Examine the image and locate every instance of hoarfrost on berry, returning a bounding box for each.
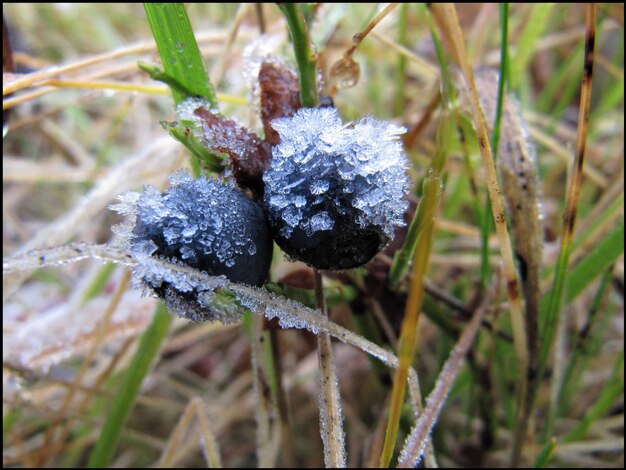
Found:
[263,107,410,269]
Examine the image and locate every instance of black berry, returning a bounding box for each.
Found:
[116,172,273,288]
[262,107,409,270]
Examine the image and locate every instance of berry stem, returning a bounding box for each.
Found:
[313,269,346,467]
[278,3,319,108]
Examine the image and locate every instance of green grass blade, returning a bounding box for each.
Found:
[510,4,554,90]
[393,3,409,116]
[563,220,623,303]
[539,220,623,318]
[564,350,624,442]
[533,437,557,468]
[144,3,217,107]
[557,265,614,413]
[87,303,173,467]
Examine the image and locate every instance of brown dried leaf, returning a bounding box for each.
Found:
[259,61,301,146]
[193,107,271,197]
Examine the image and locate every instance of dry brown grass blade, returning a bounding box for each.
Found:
[158,397,222,467]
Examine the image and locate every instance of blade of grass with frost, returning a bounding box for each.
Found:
[397,281,492,468]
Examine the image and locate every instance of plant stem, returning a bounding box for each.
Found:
[314,269,346,467]
[278,3,318,108]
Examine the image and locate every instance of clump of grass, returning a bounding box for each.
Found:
[3,3,624,468]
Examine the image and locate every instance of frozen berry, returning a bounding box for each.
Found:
[262,107,410,270]
[114,172,273,289]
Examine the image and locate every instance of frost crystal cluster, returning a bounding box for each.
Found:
[263,107,410,269]
[111,171,273,319]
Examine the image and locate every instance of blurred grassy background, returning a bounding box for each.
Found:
[3,3,623,468]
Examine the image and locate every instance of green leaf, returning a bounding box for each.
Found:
[143,3,217,107]
[162,120,227,173]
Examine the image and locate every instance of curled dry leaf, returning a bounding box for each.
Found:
[193,106,272,197]
[258,61,301,146]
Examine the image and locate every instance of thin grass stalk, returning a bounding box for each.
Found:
[563,350,624,442]
[510,4,555,91]
[243,312,279,466]
[158,397,222,467]
[538,4,597,438]
[314,270,347,468]
[533,437,557,468]
[268,326,296,466]
[557,265,614,413]
[393,3,408,117]
[210,3,250,88]
[479,3,509,293]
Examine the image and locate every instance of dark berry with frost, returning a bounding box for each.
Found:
[262,107,410,270]
[113,172,273,292]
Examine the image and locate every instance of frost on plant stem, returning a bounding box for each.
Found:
[263,107,410,269]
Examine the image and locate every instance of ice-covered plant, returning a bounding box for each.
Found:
[110,171,273,323]
[263,107,410,270]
